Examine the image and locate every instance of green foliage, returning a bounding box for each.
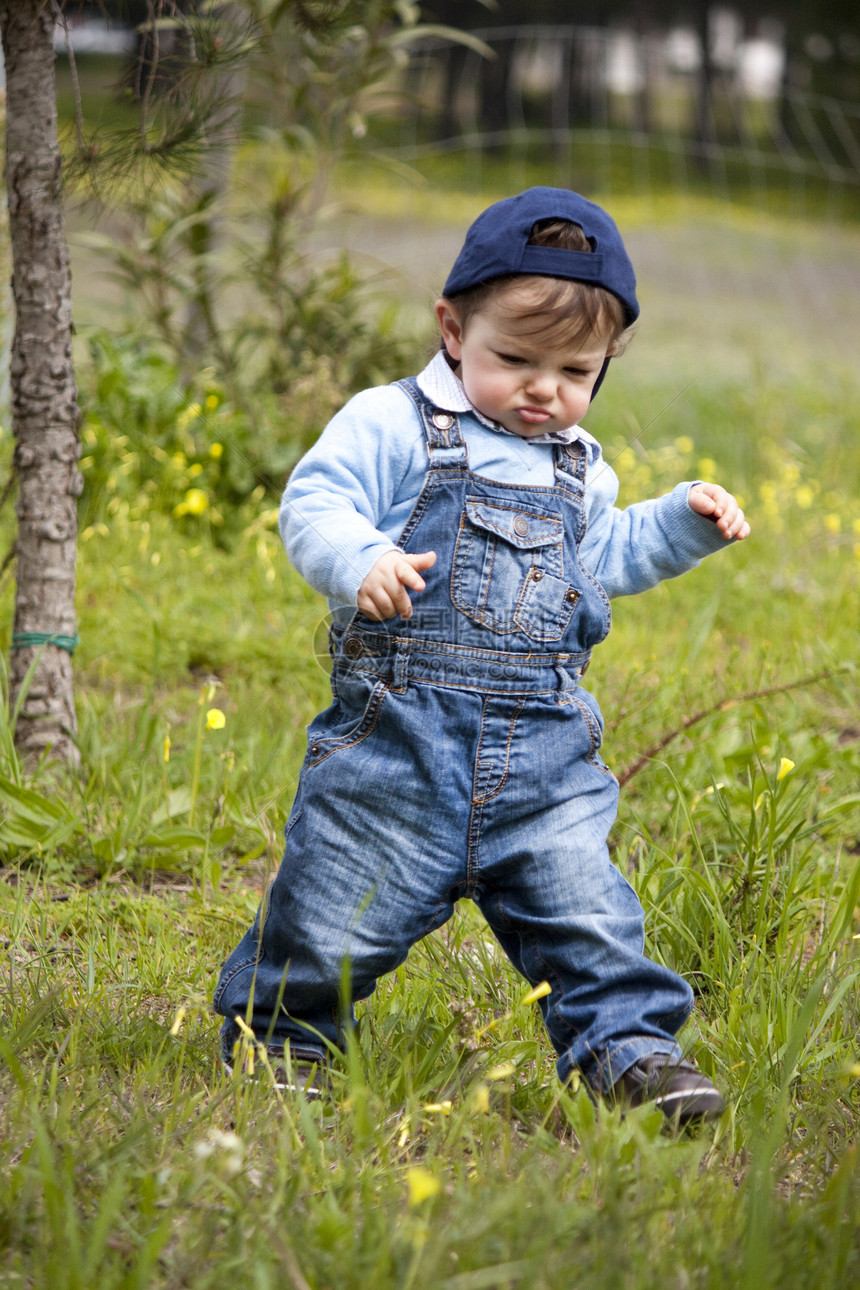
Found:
[0,881,858,1288]
[0,663,269,888]
[2,325,860,1282]
[68,0,435,432]
[4,116,860,1280]
[76,328,352,533]
[65,1,432,538]
[79,177,418,399]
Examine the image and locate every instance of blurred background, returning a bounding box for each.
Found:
[32,0,859,410]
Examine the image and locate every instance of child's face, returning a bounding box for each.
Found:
[435,286,615,438]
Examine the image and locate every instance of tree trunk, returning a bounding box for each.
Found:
[0,0,81,764]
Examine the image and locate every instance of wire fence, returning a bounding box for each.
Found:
[305,26,860,393]
[383,25,860,220]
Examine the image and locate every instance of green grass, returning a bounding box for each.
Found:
[1,181,860,1286]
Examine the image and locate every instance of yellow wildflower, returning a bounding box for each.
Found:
[423,1101,452,1114]
[209,442,224,459]
[163,732,171,763]
[777,758,795,781]
[674,436,694,454]
[169,1006,186,1036]
[205,393,220,411]
[485,1061,516,1081]
[852,518,860,536]
[697,457,718,478]
[472,1084,490,1113]
[206,708,226,730]
[174,488,209,518]
[522,980,552,1005]
[177,402,202,429]
[795,485,813,509]
[407,1167,441,1206]
[824,513,841,534]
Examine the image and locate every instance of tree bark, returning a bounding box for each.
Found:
[0,0,81,764]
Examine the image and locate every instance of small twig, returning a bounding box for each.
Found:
[0,542,18,593]
[616,666,838,787]
[52,1,86,154]
[273,1237,314,1290]
[0,467,17,521]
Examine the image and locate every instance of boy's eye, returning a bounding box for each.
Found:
[497,353,526,365]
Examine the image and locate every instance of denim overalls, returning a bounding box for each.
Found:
[215,380,694,1091]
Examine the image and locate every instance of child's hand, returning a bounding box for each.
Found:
[688,483,750,541]
[357,550,437,620]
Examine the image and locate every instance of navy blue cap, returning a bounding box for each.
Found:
[443,187,639,326]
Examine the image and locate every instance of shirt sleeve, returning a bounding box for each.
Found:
[278,385,424,605]
[580,450,734,599]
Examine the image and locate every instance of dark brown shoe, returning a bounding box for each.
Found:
[612,1054,725,1124]
[223,1044,329,1098]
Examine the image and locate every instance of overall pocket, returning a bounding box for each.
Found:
[305,674,388,767]
[451,495,579,642]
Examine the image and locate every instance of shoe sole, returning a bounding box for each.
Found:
[652,1088,726,1123]
[221,1059,326,1098]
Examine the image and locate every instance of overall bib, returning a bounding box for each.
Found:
[215,381,694,1090]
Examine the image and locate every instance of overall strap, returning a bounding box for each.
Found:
[395,377,469,469]
[553,437,588,486]
[553,438,588,542]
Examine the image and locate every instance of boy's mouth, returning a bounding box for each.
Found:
[517,407,552,424]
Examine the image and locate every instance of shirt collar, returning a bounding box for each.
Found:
[415,349,601,449]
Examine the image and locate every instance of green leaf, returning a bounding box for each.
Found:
[0,775,80,826]
[0,775,83,850]
[143,826,208,850]
[150,788,194,826]
[388,25,494,59]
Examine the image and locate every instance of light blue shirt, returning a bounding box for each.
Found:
[280,353,730,621]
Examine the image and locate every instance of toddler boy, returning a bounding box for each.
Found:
[214,188,749,1122]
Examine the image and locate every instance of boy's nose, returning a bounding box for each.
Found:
[523,371,555,400]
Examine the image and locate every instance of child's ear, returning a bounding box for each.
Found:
[435,298,464,361]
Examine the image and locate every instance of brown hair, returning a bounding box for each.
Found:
[443,218,632,351]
